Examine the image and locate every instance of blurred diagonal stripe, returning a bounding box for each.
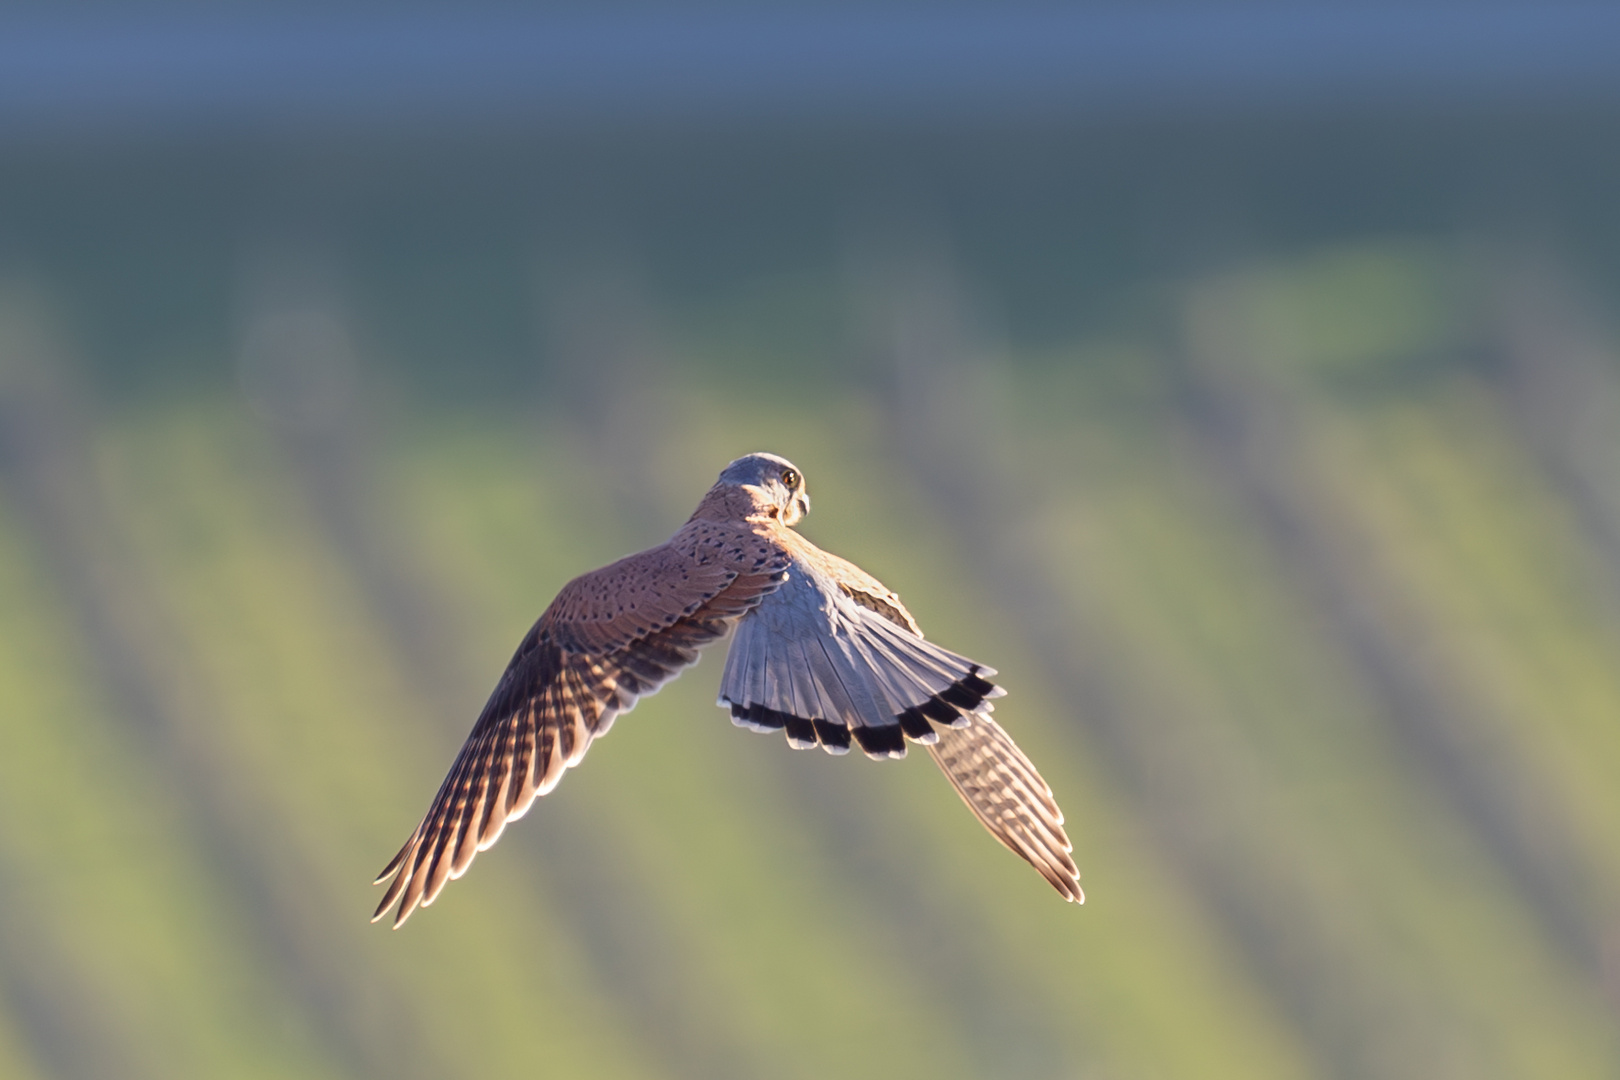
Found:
[234,262,770,1080]
[867,245,1620,1076]
[1180,281,1602,967]
[1492,257,1620,627]
[1182,261,1620,1008]
[4,5,1620,134]
[0,857,135,1080]
[874,271,1369,1078]
[0,279,442,1080]
[1490,267,1620,1016]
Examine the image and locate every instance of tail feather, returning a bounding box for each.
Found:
[844,626,921,715]
[746,622,769,719]
[796,620,911,758]
[811,633,901,756]
[721,619,767,731]
[718,588,999,757]
[782,635,823,748]
[796,634,848,727]
[843,628,938,747]
[862,613,982,688]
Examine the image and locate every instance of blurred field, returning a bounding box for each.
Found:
[5,10,1620,1078]
[2,233,1620,1079]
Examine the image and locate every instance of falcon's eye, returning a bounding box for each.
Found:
[781,469,800,488]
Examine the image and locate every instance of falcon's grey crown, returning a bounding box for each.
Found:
[719,452,811,525]
[717,451,797,486]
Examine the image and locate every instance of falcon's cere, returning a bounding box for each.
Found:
[373,453,1081,927]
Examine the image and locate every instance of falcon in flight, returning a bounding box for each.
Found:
[373,452,1081,927]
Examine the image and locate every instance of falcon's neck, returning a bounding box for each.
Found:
[688,483,786,527]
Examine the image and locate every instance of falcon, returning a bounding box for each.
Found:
[373,452,1081,927]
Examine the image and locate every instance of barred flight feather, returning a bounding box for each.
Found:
[927,715,1082,903]
[373,537,790,928]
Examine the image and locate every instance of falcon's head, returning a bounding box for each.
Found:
[718,452,811,526]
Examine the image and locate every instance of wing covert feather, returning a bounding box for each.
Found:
[793,542,923,635]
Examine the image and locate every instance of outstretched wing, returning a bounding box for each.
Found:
[721,535,1082,903]
[374,533,787,928]
[927,714,1082,902]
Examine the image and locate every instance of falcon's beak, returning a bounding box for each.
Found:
[783,491,810,526]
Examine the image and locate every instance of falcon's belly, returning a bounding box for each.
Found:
[717,558,1002,759]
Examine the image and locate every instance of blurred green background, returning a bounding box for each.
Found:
[3,7,1620,1079]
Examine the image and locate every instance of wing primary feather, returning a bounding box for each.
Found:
[466,713,514,862]
[376,516,792,928]
[420,736,484,905]
[372,860,412,923]
[552,684,578,766]
[373,832,415,886]
[504,703,537,816]
[371,828,420,916]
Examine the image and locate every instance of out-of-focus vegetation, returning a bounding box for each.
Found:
[4,10,1620,1079]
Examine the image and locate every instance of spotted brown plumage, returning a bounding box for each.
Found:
[374,452,1080,927]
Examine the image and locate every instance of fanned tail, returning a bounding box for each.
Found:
[719,583,1005,761]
